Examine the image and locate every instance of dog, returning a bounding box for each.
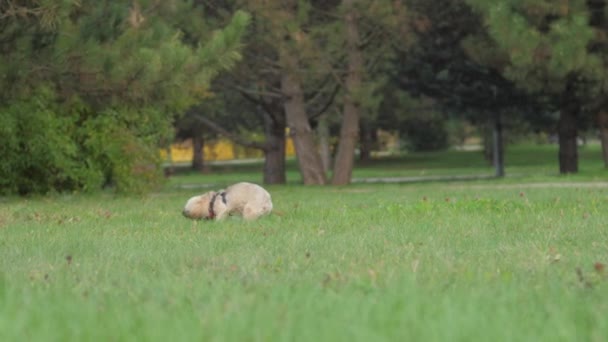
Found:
[182,182,273,221]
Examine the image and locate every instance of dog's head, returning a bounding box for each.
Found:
[182,191,216,220]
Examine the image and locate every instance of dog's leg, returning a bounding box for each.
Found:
[242,205,264,221]
[244,203,273,220]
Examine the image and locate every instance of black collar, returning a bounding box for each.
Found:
[207,192,227,220]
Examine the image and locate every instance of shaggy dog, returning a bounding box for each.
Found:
[182,182,273,221]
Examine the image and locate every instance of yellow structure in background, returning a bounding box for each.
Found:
[161,138,296,163]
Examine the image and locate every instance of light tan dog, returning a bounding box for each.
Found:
[182,182,273,221]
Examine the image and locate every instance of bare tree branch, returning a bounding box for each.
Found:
[309,78,341,121]
[190,111,269,150]
[233,86,280,125]
[233,84,283,98]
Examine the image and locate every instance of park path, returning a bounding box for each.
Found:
[353,175,608,188]
[351,174,496,183]
[174,174,608,190]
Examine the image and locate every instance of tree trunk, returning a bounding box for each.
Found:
[191,132,207,173]
[332,0,363,185]
[482,124,493,164]
[598,110,608,168]
[492,111,505,177]
[164,145,174,177]
[558,106,578,174]
[359,120,374,163]
[318,113,332,174]
[263,111,287,184]
[280,50,327,185]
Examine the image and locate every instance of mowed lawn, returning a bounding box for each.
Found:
[1,145,608,341]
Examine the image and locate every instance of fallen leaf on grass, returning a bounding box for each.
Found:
[547,247,561,263]
[99,210,112,219]
[412,259,420,273]
[576,267,593,289]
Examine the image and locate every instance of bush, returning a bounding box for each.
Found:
[0,88,167,195]
[83,110,166,194]
[0,89,102,195]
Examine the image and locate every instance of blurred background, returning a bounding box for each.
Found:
[2,0,608,194]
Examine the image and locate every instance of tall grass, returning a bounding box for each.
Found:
[1,145,607,341]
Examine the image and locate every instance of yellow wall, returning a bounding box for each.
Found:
[161,137,295,163]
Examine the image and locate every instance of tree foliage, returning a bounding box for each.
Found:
[0,0,250,194]
[467,0,602,94]
[465,0,606,173]
[4,0,608,191]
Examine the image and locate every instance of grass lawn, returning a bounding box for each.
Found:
[1,144,607,341]
[168,143,608,188]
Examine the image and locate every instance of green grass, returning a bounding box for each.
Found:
[1,145,608,341]
[168,143,607,188]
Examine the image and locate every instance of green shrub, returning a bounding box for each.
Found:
[0,88,167,195]
[82,109,167,194]
[0,88,102,195]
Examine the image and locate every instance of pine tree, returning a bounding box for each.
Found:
[0,1,250,194]
[392,0,541,176]
[467,0,603,173]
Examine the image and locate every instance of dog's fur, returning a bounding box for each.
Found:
[182,182,273,221]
